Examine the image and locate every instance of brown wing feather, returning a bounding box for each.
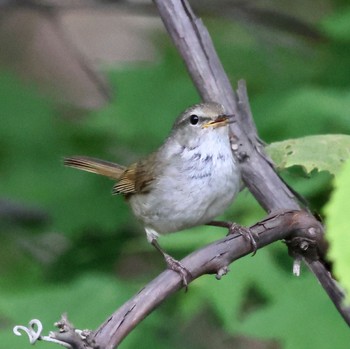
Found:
[112,163,138,194]
[112,154,157,196]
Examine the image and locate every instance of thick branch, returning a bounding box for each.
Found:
[92,211,333,349]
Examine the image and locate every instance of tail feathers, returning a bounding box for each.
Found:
[64,156,126,180]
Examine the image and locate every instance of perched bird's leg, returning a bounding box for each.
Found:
[150,239,192,289]
[206,221,259,255]
[145,227,192,289]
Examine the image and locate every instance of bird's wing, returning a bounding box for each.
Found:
[112,154,157,195]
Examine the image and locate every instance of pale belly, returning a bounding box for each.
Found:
[128,149,240,235]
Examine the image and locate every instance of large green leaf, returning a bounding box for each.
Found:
[266,134,350,175]
[324,159,350,300]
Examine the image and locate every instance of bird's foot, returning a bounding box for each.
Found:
[164,253,192,290]
[150,237,192,289]
[206,221,259,255]
[227,222,259,256]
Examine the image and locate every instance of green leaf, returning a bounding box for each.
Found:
[266,134,350,175]
[324,159,350,300]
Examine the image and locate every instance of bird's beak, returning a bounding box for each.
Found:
[202,114,235,129]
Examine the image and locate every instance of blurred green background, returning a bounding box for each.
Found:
[1,1,350,349]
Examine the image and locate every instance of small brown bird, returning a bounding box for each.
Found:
[64,103,240,286]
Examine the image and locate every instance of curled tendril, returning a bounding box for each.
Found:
[13,319,72,348]
[13,319,43,344]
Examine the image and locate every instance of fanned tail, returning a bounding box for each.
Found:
[64,156,125,180]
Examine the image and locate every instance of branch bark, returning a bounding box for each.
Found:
[90,211,328,349]
[88,0,350,347]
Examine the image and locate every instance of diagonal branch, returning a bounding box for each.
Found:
[91,210,338,349]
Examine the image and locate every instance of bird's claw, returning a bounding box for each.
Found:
[164,254,192,290]
[227,223,259,256]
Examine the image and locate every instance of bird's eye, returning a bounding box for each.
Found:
[189,114,199,125]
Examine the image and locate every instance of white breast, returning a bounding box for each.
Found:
[129,129,240,235]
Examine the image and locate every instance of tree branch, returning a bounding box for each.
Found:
[91,210,331,349]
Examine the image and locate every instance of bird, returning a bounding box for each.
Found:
[64,102,241,286]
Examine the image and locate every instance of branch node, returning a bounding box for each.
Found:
[52,314,95,349]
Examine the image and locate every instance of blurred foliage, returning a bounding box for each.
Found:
[1,2,350,349]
